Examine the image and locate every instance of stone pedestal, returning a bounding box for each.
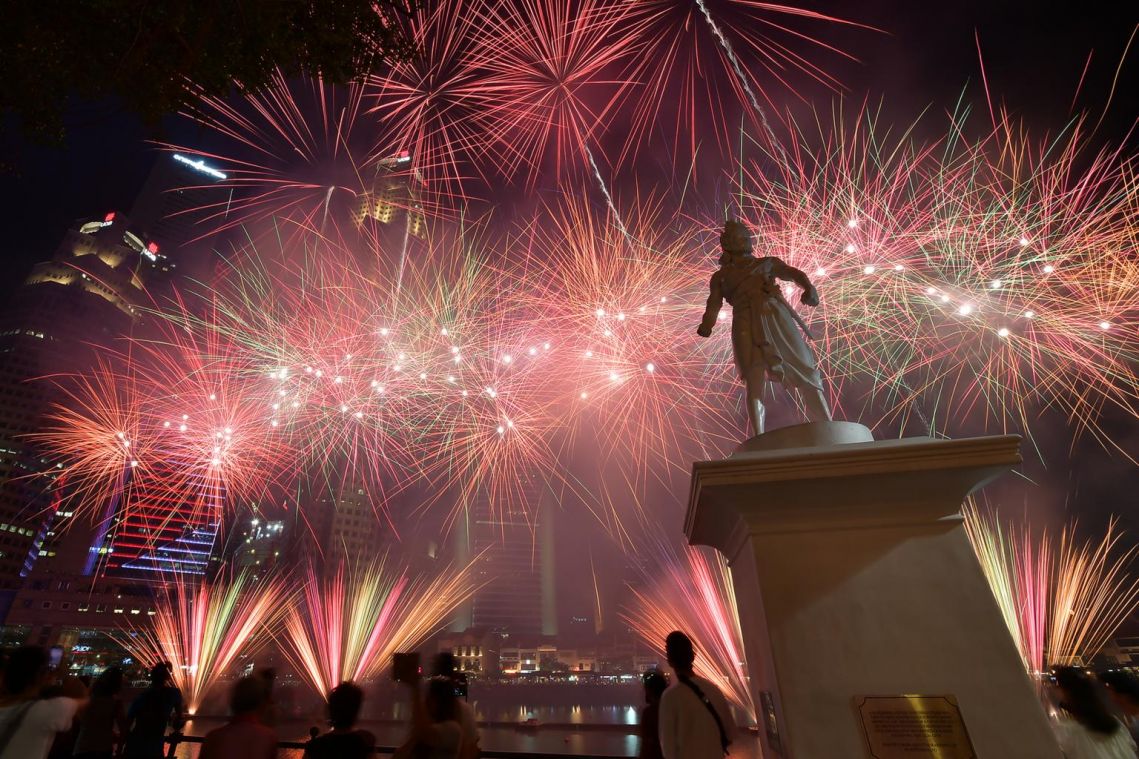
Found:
[685,423,1059,758]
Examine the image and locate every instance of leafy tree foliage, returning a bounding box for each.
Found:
[1,0,416,140]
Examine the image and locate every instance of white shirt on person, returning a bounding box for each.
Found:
[658,675,734,759]
[1053,716,1137,759]
[0,697,80,759]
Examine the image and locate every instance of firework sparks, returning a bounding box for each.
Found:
[277,557,408,695]
[622,542,755,721]
[734,106,1139,451]
[168,72,393,239]
[965,503,1139,672]
[278,555,485,697]
[470,0,640,184]
[366,0,490,206]
[116,571,288,714]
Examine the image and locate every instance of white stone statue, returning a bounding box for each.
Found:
[696,218,832,435]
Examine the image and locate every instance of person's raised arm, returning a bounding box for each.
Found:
[403,679,430,739]
[696,271,724,337]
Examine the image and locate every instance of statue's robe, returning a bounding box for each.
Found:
[699,255,824,392]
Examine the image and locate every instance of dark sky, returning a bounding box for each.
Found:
[0,0,1135,548]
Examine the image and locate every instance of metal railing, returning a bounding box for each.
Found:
[164,732,629,759]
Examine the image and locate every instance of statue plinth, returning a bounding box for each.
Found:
[685,428,1060,758]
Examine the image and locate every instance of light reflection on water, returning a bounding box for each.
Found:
[174,684,762,757]
[175,717,762,758]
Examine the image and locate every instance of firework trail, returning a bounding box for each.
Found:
[617,0,868,168]
[277,557,408,695]
[622,542,755,721]
[964,503,1139,672]
[116,571,288,713]
[278,554,485,697]
[693,0,787,168]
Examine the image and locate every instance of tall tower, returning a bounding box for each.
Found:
[129,153,233,255]
[355,151,428,240]
[0,214,157,611]
[308,479,390,566]
[467,479,557,638]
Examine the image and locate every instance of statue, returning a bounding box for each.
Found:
[696,218,832,436]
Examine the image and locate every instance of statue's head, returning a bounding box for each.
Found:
[720,218,754,256]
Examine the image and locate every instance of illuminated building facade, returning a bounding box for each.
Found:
[230,516,287,579]
[355,151,427,239]
[0,214,160,614]
[94,455,224,579]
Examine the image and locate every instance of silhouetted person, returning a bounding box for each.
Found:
[257,668,279,728]
[1101,671,1139,746]
[199,676,276,759]
[0,646,87,759]
[658,632,733,759]
[73,666,127,759]
[1052,666,1136,758]
[432,653,479,759]
[396,676,463,759]
[122,664,182,759]
[303,681,375,759]
[638,669,669,759]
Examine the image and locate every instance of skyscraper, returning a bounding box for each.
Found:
[0,214,158,612]
[461,479,557,638]
[354,151,428,240]
[129,152,233,255]
[308,479,390,565]
[95,455,223,579]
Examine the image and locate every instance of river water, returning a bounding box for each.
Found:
[172,681,764,757]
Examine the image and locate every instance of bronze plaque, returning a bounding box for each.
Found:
[855,695,976,758]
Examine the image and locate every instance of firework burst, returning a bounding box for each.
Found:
[470,0,640,185]
[168,72,394,239]
[511,193,737,509]
[366,0,491,206]
[734,106,1139,450]
[30,362,144,520]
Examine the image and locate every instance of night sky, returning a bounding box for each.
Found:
[2,1,1136,298]
[0,0,1135,549]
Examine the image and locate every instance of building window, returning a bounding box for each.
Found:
[60,602,70,610]
[41,601,51,609]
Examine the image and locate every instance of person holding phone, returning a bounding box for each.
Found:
[431,653,479,759]
[393,653,463,759]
